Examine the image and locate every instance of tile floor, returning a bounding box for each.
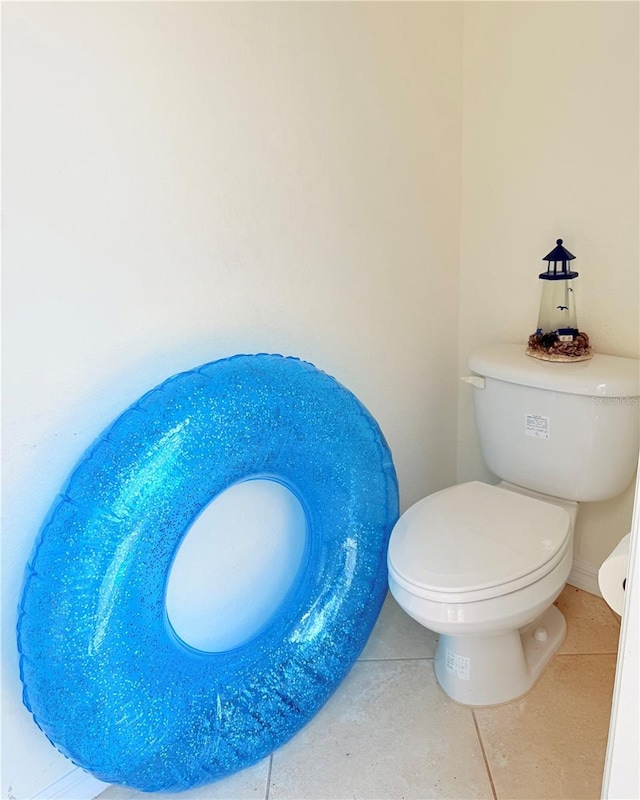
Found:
[97,585,620,800]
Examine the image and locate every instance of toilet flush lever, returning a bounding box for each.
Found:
[460,375,485,389]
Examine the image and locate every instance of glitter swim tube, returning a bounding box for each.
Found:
[17,354,399,792]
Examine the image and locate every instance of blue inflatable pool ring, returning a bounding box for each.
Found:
[17,354,398,792]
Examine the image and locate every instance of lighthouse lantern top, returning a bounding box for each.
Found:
[539,239,579,280]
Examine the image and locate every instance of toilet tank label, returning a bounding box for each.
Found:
[525,414,550,439]
[446,649,470,681]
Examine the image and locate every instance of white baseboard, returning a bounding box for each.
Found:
[568,557,602,597]
[29,769,109,800]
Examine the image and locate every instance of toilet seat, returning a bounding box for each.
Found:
[388,481,571,604]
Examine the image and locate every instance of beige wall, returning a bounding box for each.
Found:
[2,3,463,797]
[2,2,638,797]
[458,1,639,566]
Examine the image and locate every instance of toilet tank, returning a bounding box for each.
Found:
[468,344,640,502]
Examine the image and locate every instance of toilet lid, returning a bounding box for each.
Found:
[388,482,571,596]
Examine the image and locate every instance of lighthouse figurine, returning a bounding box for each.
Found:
[527,239,592,361]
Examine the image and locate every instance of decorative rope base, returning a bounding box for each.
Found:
[526,348,593,362]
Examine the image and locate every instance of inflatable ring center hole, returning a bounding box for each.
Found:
[166,479,308,653]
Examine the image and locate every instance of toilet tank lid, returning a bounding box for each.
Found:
[468,343,640,398]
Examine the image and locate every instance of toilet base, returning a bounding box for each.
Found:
[433,604,566,706]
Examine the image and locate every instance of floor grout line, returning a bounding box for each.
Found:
[357,655,435,663]
[264,753,273,800]
[555,650,620,658]
[472,709,498,800]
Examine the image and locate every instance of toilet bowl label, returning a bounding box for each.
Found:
[445,649,470,681]
[525,414,550,439]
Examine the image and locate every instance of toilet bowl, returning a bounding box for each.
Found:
[388,481,577,706]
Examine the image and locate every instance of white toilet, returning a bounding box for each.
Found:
[388,343,639,707]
